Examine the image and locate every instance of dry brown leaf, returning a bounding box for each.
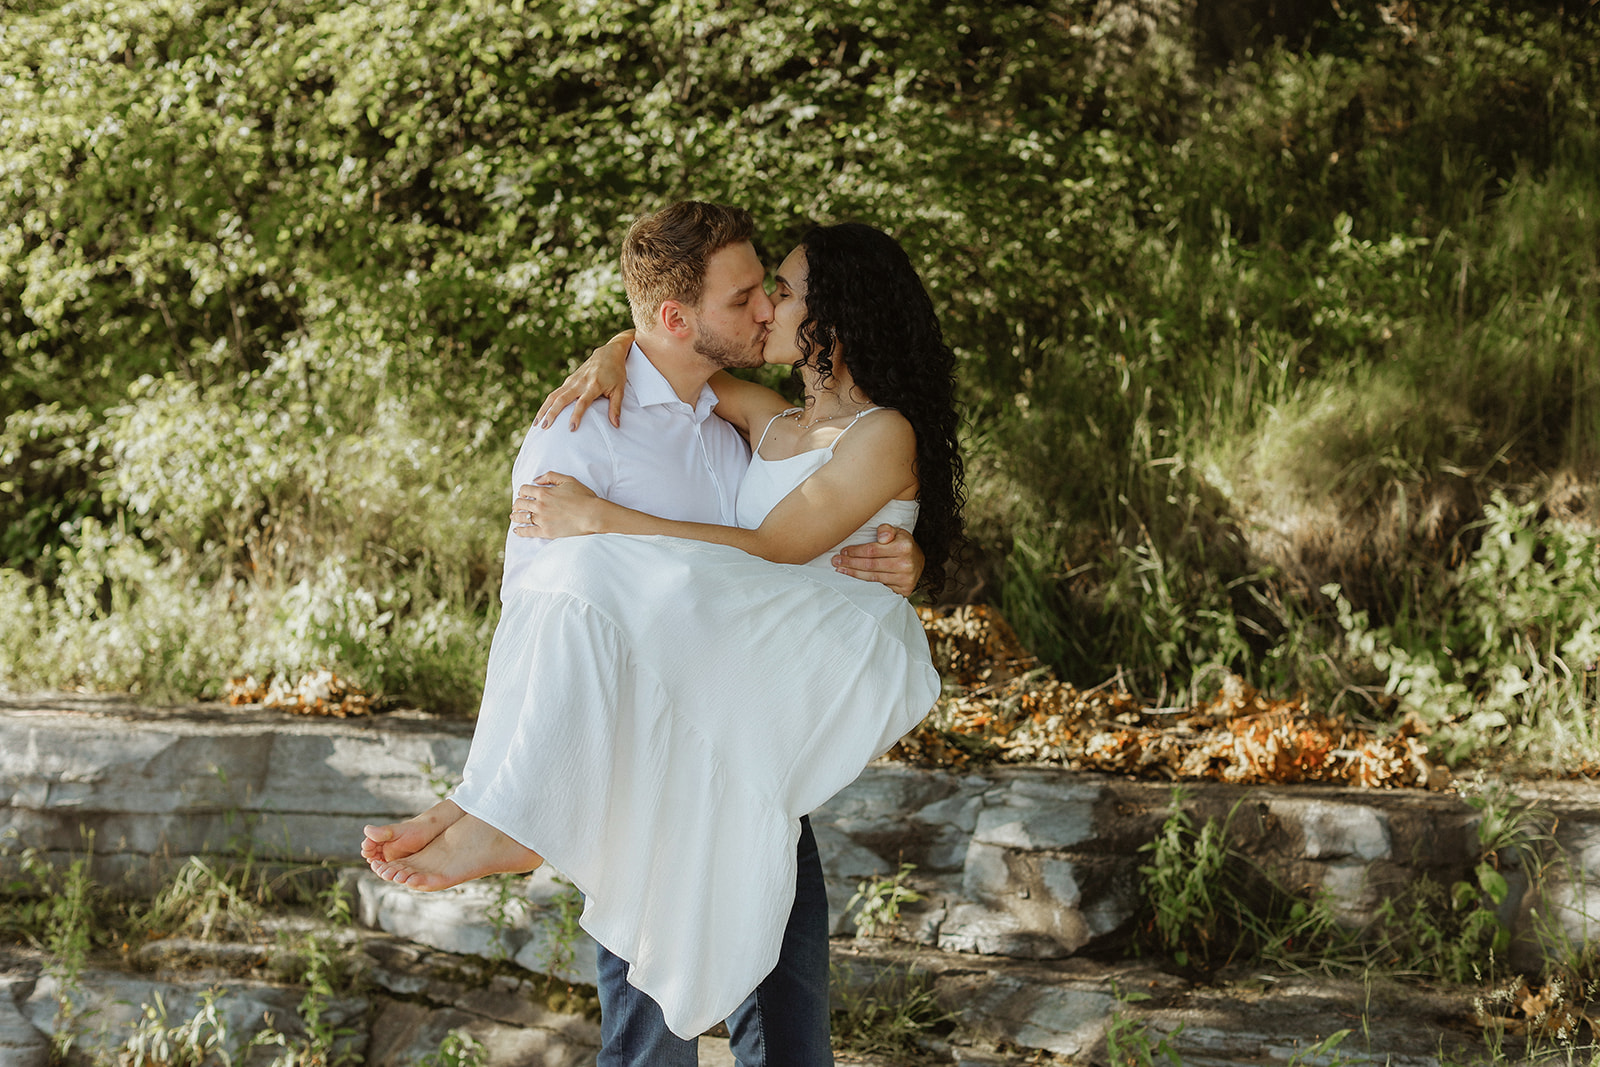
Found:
[893,606,1450,789]
[224,669,373,717]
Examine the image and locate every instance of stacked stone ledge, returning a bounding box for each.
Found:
[5,695,1600,1061]
[4,698,1599,962]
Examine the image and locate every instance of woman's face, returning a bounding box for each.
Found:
[762,245,812,367]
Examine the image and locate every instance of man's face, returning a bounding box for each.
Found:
[689,242,773,370]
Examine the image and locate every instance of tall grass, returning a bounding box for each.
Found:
[975,10,1600,763]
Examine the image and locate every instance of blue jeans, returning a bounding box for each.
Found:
[595,815,833,1067]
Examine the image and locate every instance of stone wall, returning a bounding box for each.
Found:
[1,697,471,891]
[813,764,1507,955]
[4,696,1598,977]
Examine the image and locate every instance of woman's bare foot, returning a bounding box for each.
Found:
[370,814,543,892]
[363,800,465,866]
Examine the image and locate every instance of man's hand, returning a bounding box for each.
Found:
[832,524,924,597]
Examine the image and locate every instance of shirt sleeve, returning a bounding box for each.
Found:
[500,403,617,602]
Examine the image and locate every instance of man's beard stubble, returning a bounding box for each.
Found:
[693,324,765,370]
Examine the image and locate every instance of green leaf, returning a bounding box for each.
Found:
[1476,864,1510,907]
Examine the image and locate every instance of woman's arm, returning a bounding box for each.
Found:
[536,330,634,430]
[534,330,793,442]
[706,371,792,442]
[521,413,918,566]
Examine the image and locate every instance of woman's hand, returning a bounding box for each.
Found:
[536,330,635,430]
[510,472,612,539]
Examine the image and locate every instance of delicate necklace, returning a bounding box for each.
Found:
[789,406,868,431]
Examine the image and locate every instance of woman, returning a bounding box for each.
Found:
[365,222,963,1038]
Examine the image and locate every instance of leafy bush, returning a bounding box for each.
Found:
[1330,496,1600,768]
[1138,785,1539,983]
[1,0,1596,757]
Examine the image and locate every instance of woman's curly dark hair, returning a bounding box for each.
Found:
[794,222,965,597]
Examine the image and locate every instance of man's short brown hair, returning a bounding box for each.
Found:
[621,201,755,329]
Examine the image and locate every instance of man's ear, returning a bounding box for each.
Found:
[658,299,694,339]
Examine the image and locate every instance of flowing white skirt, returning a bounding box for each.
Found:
[451,534,940,1038]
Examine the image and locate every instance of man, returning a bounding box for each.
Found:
[506,201,921,1067]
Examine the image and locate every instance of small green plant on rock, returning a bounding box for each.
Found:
[1138,790,1241,968]
[1138,792,1374,976]
[136,856,262,943]
[483,873,529,962]
[1,830,111,1063]
[1,829,107,964]
[318,878,354,930]
[1104,987,1182,1067]
[1286,1030,1355,1067]
[538,876,584,975]
[253,934,364,1067]
[830,963,951,1058]
[539,980,601,1020]
[1367,782,1540,984]
[1137,780,1570,994]
[267,927,362,995]
[846,863,923,939]
[120,989,239,1067]
[418,1028,486,1067]
[420,761,461,800]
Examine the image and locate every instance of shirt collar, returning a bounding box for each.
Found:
[627,342,719,422]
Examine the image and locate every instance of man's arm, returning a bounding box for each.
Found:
[833,525,924,598]
[499,415,615,599]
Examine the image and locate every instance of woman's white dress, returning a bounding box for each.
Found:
[450,410,940,1039]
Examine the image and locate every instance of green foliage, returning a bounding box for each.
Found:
[0,842,375,1067]
[1104,988,1183,1067]
[845,862,923,939]
[1137,790,1243,970]
[972,2,1600,709]
[829,963,950,1058]
[421,762,462,801]
[2,0,1597,741]
[136,856,264,943]
[1138,785,1539,985]
[535,876,585,977]
[253,931,364,1067]
[483,873,529,963]
[418,1029,486,1067]
[1,831,115,1063]
[267,927,363,997]
[1329,497,1600,767]
[120,990,242,1067]
[318,880,354,931]
[1365,784,1539,984]
[0,831,107,980]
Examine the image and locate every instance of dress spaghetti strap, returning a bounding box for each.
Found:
[753,408,800,455]
[826,406,884,449]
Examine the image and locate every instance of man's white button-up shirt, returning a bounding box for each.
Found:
[500,342,752,602]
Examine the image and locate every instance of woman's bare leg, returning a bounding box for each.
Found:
[362,799,466,865]
[369,813,543,892]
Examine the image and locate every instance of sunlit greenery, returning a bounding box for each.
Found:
[2,0,1596,762]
